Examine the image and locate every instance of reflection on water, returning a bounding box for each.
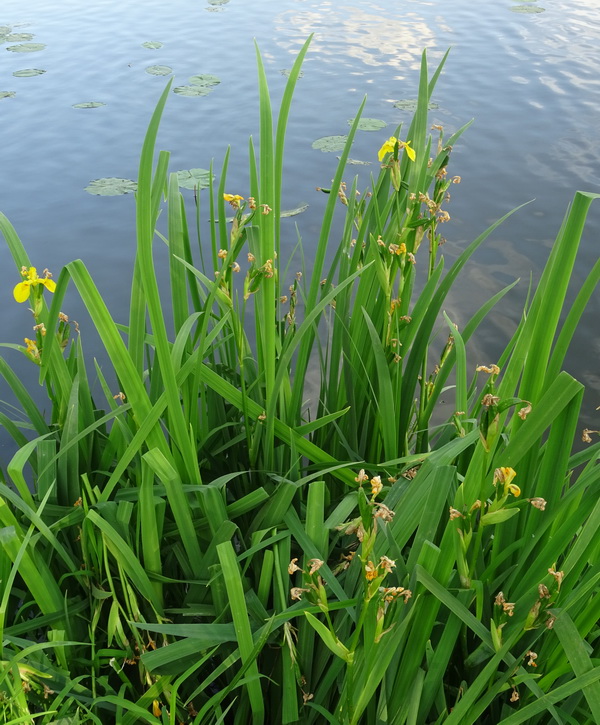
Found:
[276,4,436,72]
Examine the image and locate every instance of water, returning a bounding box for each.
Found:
[1,0,599,460]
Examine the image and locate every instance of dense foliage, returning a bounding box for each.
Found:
[1,38,599,724]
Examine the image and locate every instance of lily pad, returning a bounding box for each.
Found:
[6,43,46,53]
[145,65,173,76]
[226,203,308,223]
[393,99,439,111]
[281,203,308,218]
[189,73,220,87]
[85,178,137,196]
[208,0,230,4]
[312,135,349,153]
[73,101,106,109]
[174,85,211,97]
[339,157,372,166]
[13,68,46,77]
[205,6,224,10]
[0,91,16,99]
[5,33,35,42]
[176,168,214,190]
[280,68,304,78]
[509,4,545,11]
[347,117,387,131]
[142,41,163,49]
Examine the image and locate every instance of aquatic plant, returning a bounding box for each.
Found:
[0,36,599,725]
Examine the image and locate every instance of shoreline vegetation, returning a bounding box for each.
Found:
[1,37,599,724]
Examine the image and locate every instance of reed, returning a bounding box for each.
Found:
[0,36,599,724]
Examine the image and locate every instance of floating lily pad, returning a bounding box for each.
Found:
[85,178,137,196]
[176,168,214,190]
[312,135,349,152]
[205,6,224,11]
[6,43,45,52]
[393,98,439,111]
[208,0,230,4]
[510,4,545,11]
[73,101,106,109]
[226,203,308,223]
[145,65,173,76]
[13,68,46,77]
[348,117,387,131]
[189,73,220,87]
[340,157,372,165]
[5,33,35,42]
[0,91,16,99]
[142,40,163,49]
[174,85,211,97]
[280,68,304,78]
[281,203,308,218]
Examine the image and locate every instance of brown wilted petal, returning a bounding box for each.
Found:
[373,503,395,522]
[379,555,396,574]
[518,402,532,420]
[482,394,500,407]
[288,558,302,575]
[290,587,309,601]
[476,364,500,375]
[529,497,547,511]
[354,468,369,483]
[307,558,324,575]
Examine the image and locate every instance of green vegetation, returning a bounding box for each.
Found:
[1,37,599,724]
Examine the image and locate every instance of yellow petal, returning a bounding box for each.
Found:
[508,483,521,497]
[404,143,416,162]
[13,281,30,303]
[41,278,56,293]
[377,136,397,162]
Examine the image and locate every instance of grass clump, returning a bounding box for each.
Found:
[1,37,599,724]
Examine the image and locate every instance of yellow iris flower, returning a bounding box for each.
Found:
[377,136,416,163]
[13,267,56,303]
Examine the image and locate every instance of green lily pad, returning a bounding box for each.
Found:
[85,178,137,196]
[5,33,35,42]
[176,168,214,190]
[340,157,372,165]
[280,68,304,78]
[189,73,220,87]
[226,203,308,223]
[347,117,387,131]
[6,43,46,53]
[0,91,16,99]
[281,204,308,218]
[393,99,439,111]
[73,101,106,109]
[205,6,223,10]
[142,41,163,49]
[312,135,349,152]
[208,0,230,4]
[509,4,545,11]
[145,65,173,76]
[13,68,46,77]
[174,85,211,97]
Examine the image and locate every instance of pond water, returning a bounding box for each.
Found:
[1,0,599,459]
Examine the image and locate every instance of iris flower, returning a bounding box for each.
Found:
[377,136,416,163]
[13,267,56,303]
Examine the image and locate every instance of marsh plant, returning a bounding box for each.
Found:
[0,37,599,725]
